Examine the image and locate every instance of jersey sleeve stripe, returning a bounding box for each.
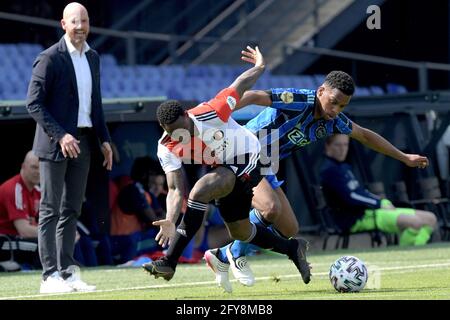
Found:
[195,110,216,119]
[189,104,214,116]
[15,183,24,210]
[195,111,218,121]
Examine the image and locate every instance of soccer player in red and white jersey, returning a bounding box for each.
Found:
[143,46,311,287]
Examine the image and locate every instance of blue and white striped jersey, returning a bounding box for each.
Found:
[244,88,353,160]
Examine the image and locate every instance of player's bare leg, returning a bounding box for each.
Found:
[253,179,299,237]
[144,167,236,281]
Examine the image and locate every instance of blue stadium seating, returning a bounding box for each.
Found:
[386,83,408,94]
[0,43,407,101]
[370,86,385,95]
[354,86,372,97]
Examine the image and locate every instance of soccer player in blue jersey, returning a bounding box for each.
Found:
[204,70,430,292]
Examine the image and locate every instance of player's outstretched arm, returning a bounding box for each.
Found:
[230,46,265,98]
[234,90,272,111]
[350,122,429,169]
[153,168,185,247]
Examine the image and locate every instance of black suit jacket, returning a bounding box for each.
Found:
[26,36,111,161]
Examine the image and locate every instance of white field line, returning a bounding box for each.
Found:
[1,261,450,300]
[128,258,450,271]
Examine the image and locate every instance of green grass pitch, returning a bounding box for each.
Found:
[1,242,450,300]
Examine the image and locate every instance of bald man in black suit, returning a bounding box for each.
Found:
[26,2,112,294]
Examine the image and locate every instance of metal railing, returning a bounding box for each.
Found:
[0,10,245,65]
[285,45,450,92]
[2,9,450,92]
[0,0,329,66]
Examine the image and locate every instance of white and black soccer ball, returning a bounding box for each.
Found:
[329,256,368,292]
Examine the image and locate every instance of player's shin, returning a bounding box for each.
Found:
[165,199,207,265]
[246,223,291,254]
[218,208,272,262]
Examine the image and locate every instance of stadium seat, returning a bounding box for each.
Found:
[101,66,122,80]
[370,86,385,95]
[391,181,413,208]
[295,75,316,89]
[366,181,387,198]
[313,74,326,87]
[3,44,20,59]
[100,54,118,68]
[311,185,384,250]
[206,64,224,78]
[354,86,371,97]
[410,176,450,240]
[0,234,22,272]
[136,65,161,83]
[166,87,184,100]
[186,65,210,78]
[386,83,408,94]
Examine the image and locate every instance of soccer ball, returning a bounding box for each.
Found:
[329,256,368,292]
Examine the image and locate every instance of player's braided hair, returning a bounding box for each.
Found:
[156,100,185,125]
[324,71,355,96]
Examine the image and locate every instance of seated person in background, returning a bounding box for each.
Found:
[110,157,166,264]
[319,134,437,246]
[117,157,162,226]
[148,164,168,213]
[0,151,41,269]
[0,151,96,270]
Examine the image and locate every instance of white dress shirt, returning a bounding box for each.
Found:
[64,35,93,128]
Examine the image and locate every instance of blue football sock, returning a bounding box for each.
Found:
[217,244,229,263]
[218,209,273,262]
[230,240,249,259]
[249,208,270,227]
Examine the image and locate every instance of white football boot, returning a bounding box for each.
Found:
[204,248,233,293]
[226,245,255,286]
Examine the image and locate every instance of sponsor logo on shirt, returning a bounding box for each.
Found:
[226,96,237,109]
[287,128,309,146]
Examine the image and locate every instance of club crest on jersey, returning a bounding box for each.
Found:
[280,91,294,104]
[315,125,327,139]
[213,130,224,141]
[227,96,237,109]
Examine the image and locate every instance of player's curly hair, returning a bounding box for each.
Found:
[156,100,185,125]
[324,71,355,96]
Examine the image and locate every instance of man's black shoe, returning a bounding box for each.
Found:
[142,257,176,281]
[288,238,311,284]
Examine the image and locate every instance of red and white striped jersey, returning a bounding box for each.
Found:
[0,174,40,236]
[157,87,261,173]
